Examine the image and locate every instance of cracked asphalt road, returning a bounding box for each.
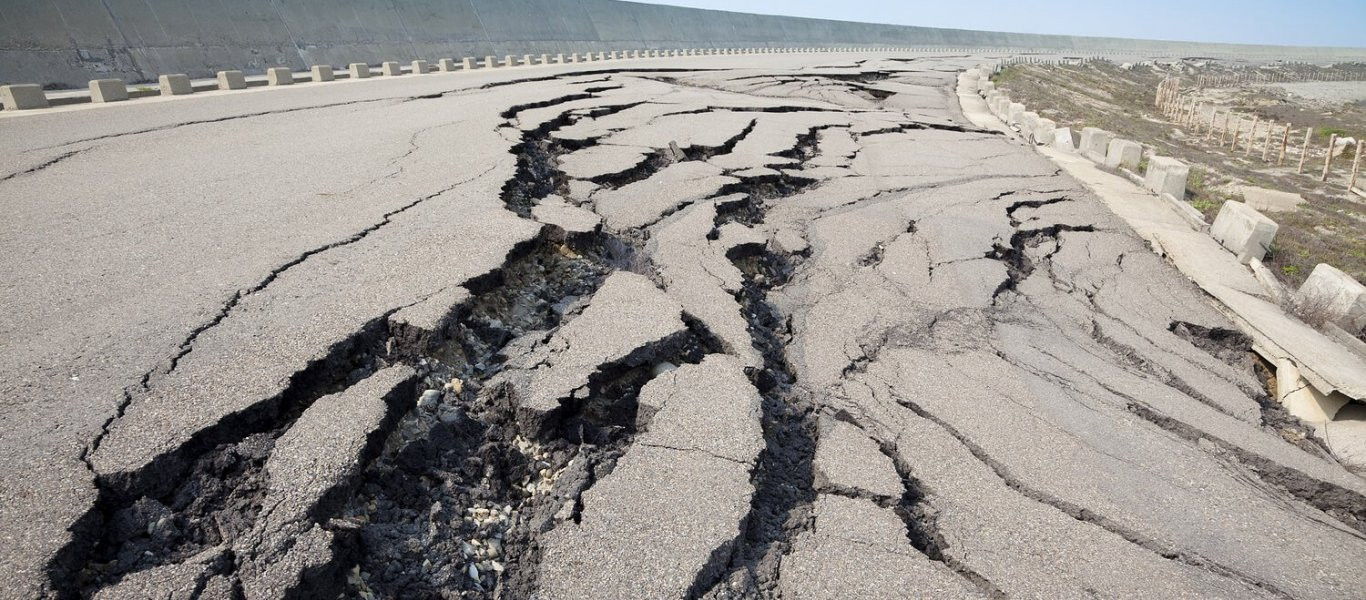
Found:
[2,53,1364,599]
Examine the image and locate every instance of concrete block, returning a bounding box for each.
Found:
[503,55,516,67]
[1017,111,1039,134]
[157,74,192,96]
[555,53,564,64]
[89,79,128,102]
[266,68,293,86]
[381,61,402,76]
[217,70,246,90]
[1052,127,1077,151]
[1210,201,1278,263]
[1297,264,1366,330]
[1104,139,1143,171]
[1079,127,1114,163]
[1,84,49,110]
[610,51,620,59]
[1032,118,1057,145]
[438,58,457,72]
[484,56,496,68]
[570,53,581,63]
[522,54,534,66]
[411,60,428,74]
[309,65,334,82]
[462,58,476,70]
[1143,156,1190,200]
[349,63,371,79]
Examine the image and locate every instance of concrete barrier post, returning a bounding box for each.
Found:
[349,63,371,79]
[158,74,193,95]
[266,68,293,86]
[463,58,476,70]
[309,65,334,82]
[438,58,457,72]
[382,61,402,76]
[502,55,516,67]
[217,70,247,90]
[1144,156,1190,199]
[1297,264,1366,331]
[570,53,580,63]
[484,56,496,68]
[1,84,49,110]
[411,60,428,74]
[555,53,564,64]
[1079,127,1114,163]
[1104,139,1143,170]
[521,54,533,66]
[1211,201,1278,264]
[90,78,129,102]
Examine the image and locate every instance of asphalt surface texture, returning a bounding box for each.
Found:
[2,52,1364,600]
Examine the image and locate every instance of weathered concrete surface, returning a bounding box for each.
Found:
[2,53,1365,600]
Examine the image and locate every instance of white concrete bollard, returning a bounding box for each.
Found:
[555,53,565,64]
[217,70,247,90]
[266,68,293,86]
[1052,127,1078,151]
[381,61,402,76]
[1296,264,1366,330]
[90,78,129,102]
[1033,118,1057,145]
[571,53,581,63]
[462,57,475,70]
[521,54,533,66]
[1079,127,1114,163]
[349,63,371,79]
[1,84,49,110]
[1211,201,1278,263]
[1104,139,1143,171]
[1143,156,1190,200]
[158,74,193,95]
[411,60,428,74]
[1006,102,1026,125]
[438,58,457,72]
[484,56,497,68]
[309,65,334,82]
[504,55,517,67]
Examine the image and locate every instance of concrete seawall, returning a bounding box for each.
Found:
[2,0,1364,89]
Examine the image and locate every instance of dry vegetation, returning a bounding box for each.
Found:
[992,61,1366,290]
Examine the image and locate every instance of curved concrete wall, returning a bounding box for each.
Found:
[2,0,1364,88]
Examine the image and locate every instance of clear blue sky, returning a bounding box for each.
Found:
[632,0,1366,48]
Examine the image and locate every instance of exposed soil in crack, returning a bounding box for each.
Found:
[66,303,407,598]
[986,223,1096,299]
[337,228,721,599]
[500,97,647,217]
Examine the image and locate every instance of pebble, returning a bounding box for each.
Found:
[418,389,441,411]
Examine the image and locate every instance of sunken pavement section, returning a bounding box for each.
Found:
[1,55,1365,600]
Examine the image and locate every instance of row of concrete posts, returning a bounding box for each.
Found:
[963,65,1365,337]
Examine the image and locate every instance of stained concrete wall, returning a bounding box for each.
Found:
[2,0,1364,88]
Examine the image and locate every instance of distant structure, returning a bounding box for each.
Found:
[2,0,1364,88]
